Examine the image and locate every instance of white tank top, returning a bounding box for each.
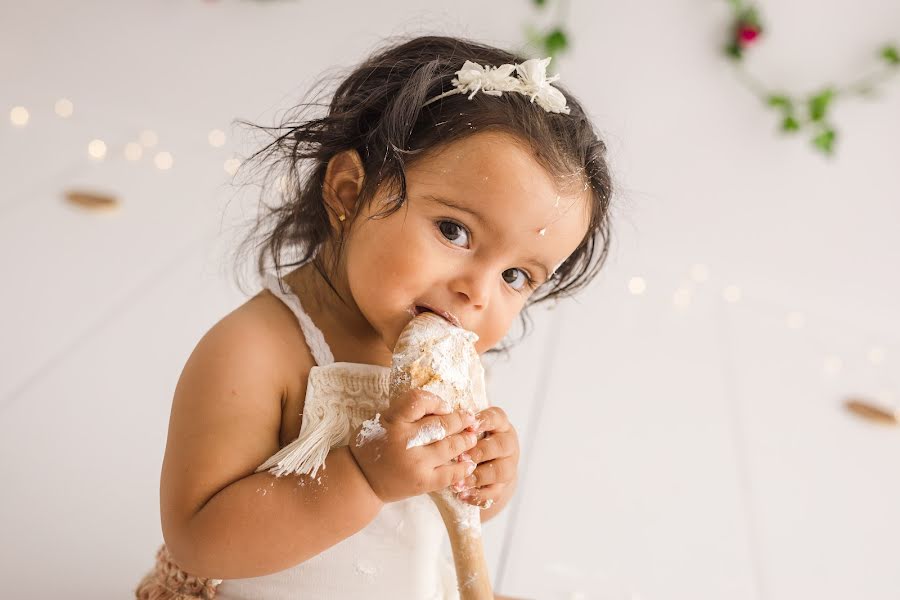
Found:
[213,273,460,600]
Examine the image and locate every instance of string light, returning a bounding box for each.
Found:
[628,276,647,295]
[19,89,894,417]
[722,284,742,303]
[224,158,241,175]
[208,129,226,147]
[54,98,74,118]
[10,106,30,126]
[154,151,174,170]
[635,259,897,403]
[87,139,107,160]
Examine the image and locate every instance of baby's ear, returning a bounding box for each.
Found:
[322,148,365,229]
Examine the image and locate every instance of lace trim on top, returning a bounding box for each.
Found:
[254,273,391,480]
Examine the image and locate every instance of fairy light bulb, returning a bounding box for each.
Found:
[208,129,226,147]
[224,158,241,175]
[722,285,742,303]
[154,151,174,170]
[88,139,107,160]
[54,98,74,118]
[10,106,29,126]
[628,276,647,295]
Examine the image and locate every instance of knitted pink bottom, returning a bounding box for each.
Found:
[134,544,218,600]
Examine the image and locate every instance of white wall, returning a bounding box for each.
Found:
[1,1,899,598]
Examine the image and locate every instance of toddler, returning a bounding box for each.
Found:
[136,34,613,599]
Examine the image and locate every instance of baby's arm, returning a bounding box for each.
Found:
[159,306,478,580]
[159,309,382,579]
[180,449,381,577]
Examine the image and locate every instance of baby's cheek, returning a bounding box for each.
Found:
[354,225,416,277]
[378,227,434,276]
[475,312,515,352]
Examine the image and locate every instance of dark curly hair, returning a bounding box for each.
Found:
[229,34,615,355]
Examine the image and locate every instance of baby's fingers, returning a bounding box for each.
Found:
[431,429,479,464]
[387,389,451,424]
[406,410,477,450]
[434,456,477,490]
[458,484,503,510]
[461,457,515,489]
[474,406,511,434]
[467,430,516,464]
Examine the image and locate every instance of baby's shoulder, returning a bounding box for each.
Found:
[159,290,316,539]
[231,288,317,410]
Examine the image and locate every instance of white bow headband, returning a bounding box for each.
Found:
[422,56,571,115]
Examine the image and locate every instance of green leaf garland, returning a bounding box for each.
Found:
[724,0,899,157]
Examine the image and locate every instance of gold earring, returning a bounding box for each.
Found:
[338,213,346,222]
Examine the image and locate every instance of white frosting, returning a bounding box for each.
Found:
[355,559,378,577]
[406,421,447,449]
[391,314,487,539]
[390,315,485,415]
[436,488,482,533]
[355,413,386,446]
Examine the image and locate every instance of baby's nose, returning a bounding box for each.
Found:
[451,276,490,309]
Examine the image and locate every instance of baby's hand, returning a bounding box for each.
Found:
[349,389,479,503]
[453,407,520,510]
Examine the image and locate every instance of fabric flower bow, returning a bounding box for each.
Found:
[452,60,520,98]
[423,56,571,115]
[515,57,570,114]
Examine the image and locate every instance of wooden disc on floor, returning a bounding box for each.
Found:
[64,189,120,212]
[844,396,899,426]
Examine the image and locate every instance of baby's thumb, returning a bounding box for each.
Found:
[392,389,452,422]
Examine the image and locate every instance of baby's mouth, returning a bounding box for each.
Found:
[411,304,462,328]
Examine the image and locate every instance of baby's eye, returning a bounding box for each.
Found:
[437,220,469,248]
[502,268,532,291]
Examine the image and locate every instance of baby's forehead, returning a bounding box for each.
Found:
[426,130,584,185]
[407,130,591,229]
[418,135,572,189]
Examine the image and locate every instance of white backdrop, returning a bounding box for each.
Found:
[1,1,899,598]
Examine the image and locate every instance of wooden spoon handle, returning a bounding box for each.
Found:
[390,313,494,600]
[391,312,494,598]
[429,490,494,599]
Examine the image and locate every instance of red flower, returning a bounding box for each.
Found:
[738,25,760,46]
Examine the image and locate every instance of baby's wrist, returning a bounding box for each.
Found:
[345,444,385,506]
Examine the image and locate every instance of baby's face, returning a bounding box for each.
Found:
[344,130,591,354]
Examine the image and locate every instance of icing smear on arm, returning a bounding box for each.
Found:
[355,413,387,447]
